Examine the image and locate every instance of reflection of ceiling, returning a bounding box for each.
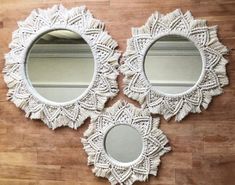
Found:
[148,35,200,56]
[37,30,85,44]
[30,44,92,57]
[158,35,188,41]
[41,30,81,40]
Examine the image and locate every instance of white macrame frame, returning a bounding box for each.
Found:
[3,5,120,129]
[120,9,229,121]
[82,101,171,185]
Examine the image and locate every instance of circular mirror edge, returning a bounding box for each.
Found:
[141,31,206,98]
[23,27,98,106]
[102,123,145,167]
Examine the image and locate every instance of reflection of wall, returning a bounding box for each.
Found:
[145,40,202,94]
[34,87,88,102]
[27,44,94,102]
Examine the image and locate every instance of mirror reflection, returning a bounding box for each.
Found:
[105,125,143,163]
[145,35,202,94]
[26,29,94,103]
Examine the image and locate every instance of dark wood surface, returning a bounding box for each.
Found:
[0,0,235,184]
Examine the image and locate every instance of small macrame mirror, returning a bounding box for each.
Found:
[3,5,120,129]
[82,101,171,185]
[120,9,229,121]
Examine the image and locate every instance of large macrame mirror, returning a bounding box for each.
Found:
[3,5,120,129]
[120,9,229,121]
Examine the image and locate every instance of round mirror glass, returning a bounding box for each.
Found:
[104,125,143,163]
[26,29,94,103]
[145,35,202,94]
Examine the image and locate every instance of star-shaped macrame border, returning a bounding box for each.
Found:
[120,9,229,121]
[3,5,120,129]
[82,101,171,185]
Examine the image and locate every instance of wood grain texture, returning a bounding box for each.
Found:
[0,0,235,184]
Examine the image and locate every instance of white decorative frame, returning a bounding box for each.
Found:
[120,9,229,121]
[3,5,120,129]
[82,101,171,185]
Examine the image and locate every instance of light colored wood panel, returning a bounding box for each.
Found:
[163,152,192,170]
[0,152,37,165]
[0,178,37,185]
[37,148,87,165]
[0,164,61,180]
[38,180,79,185]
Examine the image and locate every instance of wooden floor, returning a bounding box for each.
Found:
[0,0,235,184]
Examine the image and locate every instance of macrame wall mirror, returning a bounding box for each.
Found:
[120,9,229,121]
[3,5,120,129]
[82,101,171,185]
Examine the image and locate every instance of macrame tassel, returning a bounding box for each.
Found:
[122,174,148,185]
[97,32,118,49]
[132,25,151,36]
[208,26,229,54]
[108,176,118,185]
[4,53,19,65]
[152,117,160,128]
[147,94,163,115]
[214,56,229,87]
[219,76,229,87]
[83,123,95,138]
[145,13,159,32]
[120,66,135,77]
[3,74,18,88]
[202,93,212,109]
[125,38,136,53]
[12,97,27,108]
[27,106,43,119]
[190,19,207,29]
[81,139,96,164]
[214,57,227,75]
[96,95,109,110]
[107,52,121,69]
[162,9,182,26]
[86,18,105,30]
[184,11,194,24]
[149,157,160,176]
[175,102,193,122]
[163,109,174,121]
[93,167,110,178]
